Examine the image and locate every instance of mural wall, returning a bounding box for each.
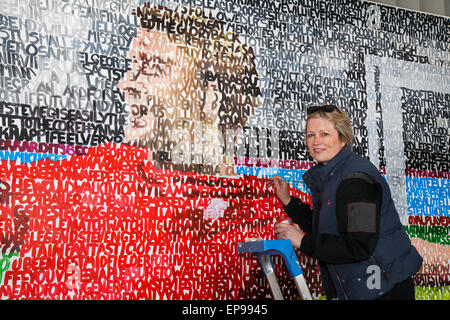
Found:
[0,0,448,300]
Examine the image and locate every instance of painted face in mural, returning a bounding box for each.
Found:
[116,5,261,173]
[117,28,226,167]
[306,117,345,165]
[118,28,186,147]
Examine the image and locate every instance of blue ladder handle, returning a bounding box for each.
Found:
[237,239,304,278]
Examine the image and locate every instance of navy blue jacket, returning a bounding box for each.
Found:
[298,147,422,300]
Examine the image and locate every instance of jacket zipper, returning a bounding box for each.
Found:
[370,255,391,280]
[330,265,348,300]
[312,172,349,299]
[308,172,323,232]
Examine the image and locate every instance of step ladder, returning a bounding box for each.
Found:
[238,239,312,300]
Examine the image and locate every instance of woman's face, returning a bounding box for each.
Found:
[306,117,345,165]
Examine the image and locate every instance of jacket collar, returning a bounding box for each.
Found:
[304,146,353,185]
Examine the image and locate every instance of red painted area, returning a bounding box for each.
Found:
[0,143,320,299]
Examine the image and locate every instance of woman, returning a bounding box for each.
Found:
[272,104,422,300]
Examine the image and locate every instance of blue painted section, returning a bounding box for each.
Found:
[0,151,67,163]
[406,177,449,217]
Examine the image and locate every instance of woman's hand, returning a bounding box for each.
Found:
[274,222,305,249]
[269,176,291,205]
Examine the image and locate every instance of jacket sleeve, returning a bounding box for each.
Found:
[283,197,313,233]
[299,173,382,264]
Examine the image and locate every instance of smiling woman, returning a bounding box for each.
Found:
[272,104,423,300]
[305,104,354,163]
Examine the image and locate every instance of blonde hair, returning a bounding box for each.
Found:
[306,106,354,147]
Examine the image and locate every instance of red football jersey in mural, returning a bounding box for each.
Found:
[0,143,316,299]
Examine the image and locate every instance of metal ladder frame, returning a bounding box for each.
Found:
[238,239,312,300]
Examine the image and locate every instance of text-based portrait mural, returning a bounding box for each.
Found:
[0,0,448,300]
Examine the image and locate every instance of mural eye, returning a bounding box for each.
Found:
[127,87,140,94]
